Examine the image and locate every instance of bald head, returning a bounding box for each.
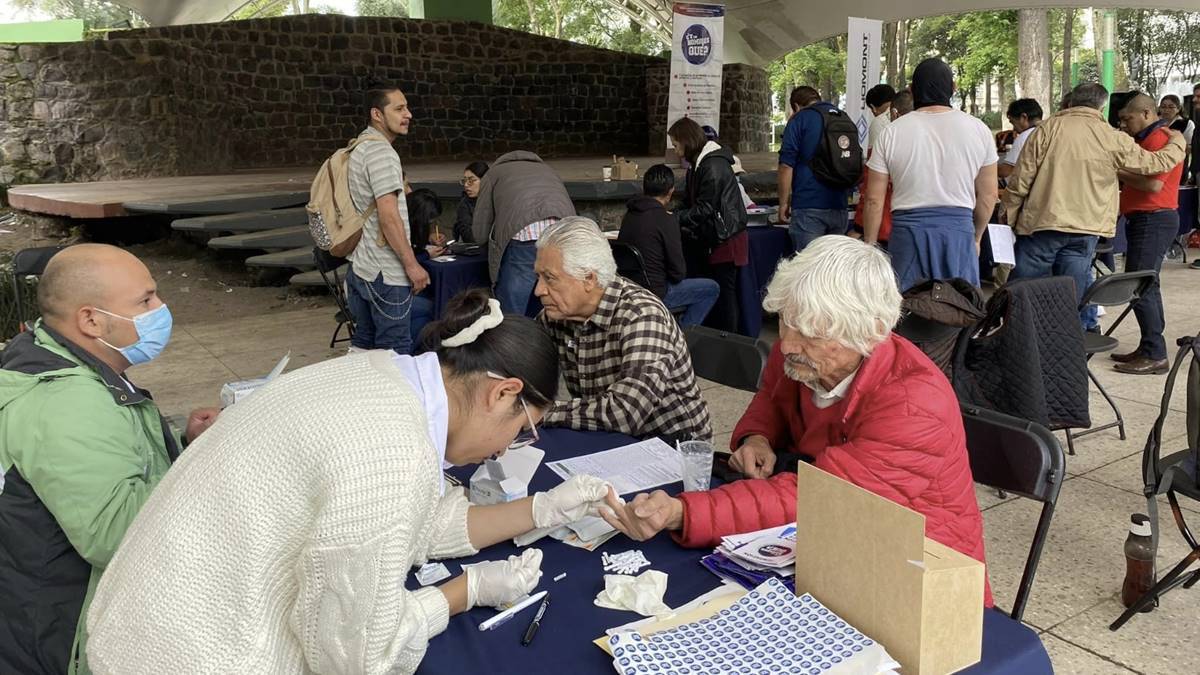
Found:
[38,244,152,325]
[1118,94,1159,136]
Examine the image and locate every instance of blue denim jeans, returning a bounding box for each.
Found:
[408,295,434,353]
[663,278,720,328]
[789,208,849,253]
[1125,210,1179,359]
[346,267,413,353]
[1010,230,1099,330]
[495,240,539,316]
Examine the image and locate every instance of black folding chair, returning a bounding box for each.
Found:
[1092,239,1115,276]
[962,405,1066,623]
[610,239,687,323]
[11,246,66,332]
[1110,332,1200,630]
[683,325,770,393]
[1067,270,1157,455]
[311,247,354,348]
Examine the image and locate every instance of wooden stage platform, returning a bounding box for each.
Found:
[7,153,780,219]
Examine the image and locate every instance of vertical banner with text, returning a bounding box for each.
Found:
[844,17,883,148]
[667,3,725,153]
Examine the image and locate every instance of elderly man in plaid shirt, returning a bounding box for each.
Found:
[533,217,712,443]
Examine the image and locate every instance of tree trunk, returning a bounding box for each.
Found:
[884,22,899,85]
[997,74,1009,115]
[1017,9,1052,107]
[1061,8,1075,98]
[985,76,992,113]
[897,20,910,88]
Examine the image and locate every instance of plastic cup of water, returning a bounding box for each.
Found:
[678,440,714,492]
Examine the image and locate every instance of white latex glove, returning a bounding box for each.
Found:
[465,549,543,610]
[531,475,612,529]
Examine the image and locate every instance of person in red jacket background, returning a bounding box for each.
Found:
[602,235,992,606]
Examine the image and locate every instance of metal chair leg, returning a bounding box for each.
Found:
[1064,430,1076,455]
[1089,366,1126,440]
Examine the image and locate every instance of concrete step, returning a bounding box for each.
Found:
[126,191,309,215]
[290,266,346,287]
[172,207,308,233]
[209,225,312,250]
[245,247,313,270]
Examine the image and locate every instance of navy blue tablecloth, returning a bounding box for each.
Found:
[418,253,490,319]
[413,428,1051,675]
[738,226,793,338]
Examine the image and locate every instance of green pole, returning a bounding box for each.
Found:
[1102,11,1116,116]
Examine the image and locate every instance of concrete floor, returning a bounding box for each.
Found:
[137,253,1200,675]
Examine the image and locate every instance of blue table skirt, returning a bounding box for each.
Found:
[411,428,1051,674]
[418,253,491,319]
[738,226,793,338]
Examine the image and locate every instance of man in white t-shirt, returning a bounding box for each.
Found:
[998,98,1043,182]
[863,58,999,292]
[345,81,430,354]
[865,84,896,152]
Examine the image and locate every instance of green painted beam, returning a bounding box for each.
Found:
[409,0,493,23]
[0,19,84,43]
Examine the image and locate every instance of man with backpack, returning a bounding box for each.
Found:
[777,86,862,253]
[342,81,428,354]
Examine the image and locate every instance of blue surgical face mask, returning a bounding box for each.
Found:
[94,304,173,366]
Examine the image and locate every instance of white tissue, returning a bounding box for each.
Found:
[594,569,671,617]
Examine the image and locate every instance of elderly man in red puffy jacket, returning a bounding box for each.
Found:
[602,235,992,606]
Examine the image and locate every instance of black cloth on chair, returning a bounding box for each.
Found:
[952,277,1090,430]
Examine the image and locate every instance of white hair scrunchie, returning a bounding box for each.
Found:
[441,298,505,347]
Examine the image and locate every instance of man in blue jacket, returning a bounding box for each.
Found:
[777,86,850,252]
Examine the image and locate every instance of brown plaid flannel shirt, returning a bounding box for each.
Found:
[540,277,713,442]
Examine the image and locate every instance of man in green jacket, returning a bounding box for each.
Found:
[0,244,219,675]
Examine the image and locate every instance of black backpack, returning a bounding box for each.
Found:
[809,107,863,190]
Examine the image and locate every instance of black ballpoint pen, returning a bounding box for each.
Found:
[521,595,550,646]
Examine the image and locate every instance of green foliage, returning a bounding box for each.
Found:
[494,0,666,55]
[951,11,1017,91]
[765,40,846,109]
[13,0,143,29]
[355,0,407,17]
[1117,9,1200,96]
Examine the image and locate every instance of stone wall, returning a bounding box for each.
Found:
[1,15,770,190]
[645,62,771,156]
[1,15,661,186]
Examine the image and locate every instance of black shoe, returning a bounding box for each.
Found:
[1086,325,1102,335]
[1190,259,1200,270]
[1114,356,1169,375]
[1111,350,1142,363]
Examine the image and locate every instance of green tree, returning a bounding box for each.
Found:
[356,0,407,17]
[766,39,845,111]
[494,0,665,55]
[13,0,143,29]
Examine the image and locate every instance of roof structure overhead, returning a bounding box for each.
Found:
[116,0,1200,66]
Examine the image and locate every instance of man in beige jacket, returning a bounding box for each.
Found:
[1003,82,1186,330]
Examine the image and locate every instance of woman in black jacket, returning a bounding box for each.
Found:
[669,117,749,333]
[453,161,489,242]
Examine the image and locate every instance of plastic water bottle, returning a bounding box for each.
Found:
[1120,513,1155,611]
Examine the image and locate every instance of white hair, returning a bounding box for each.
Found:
[535,216,618,286]
[763,236,902,356]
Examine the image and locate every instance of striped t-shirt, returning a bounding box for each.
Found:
[348,127,411,286]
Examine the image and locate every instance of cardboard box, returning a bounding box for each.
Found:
[219,352,290,408]
[469,445,544,506]
[609,156,639,181]
[793,462,984,675]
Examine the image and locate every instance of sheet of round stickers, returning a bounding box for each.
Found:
[606,578,897,675]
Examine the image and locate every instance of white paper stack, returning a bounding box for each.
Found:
[719,523,797,575]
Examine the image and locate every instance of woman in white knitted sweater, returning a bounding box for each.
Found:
[85,290,610,674]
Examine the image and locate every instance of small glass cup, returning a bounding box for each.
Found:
[602,166,613,181]
[678,440,714,492]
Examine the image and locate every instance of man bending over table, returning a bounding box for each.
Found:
[601,236,992,606]
[534,217,712,443]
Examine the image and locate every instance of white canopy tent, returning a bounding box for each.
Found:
[117,0,1199,67]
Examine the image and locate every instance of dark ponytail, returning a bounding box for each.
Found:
[418,288,558,407]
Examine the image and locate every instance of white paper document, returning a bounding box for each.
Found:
[987,223,1016,266]
[546,438,681,495]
